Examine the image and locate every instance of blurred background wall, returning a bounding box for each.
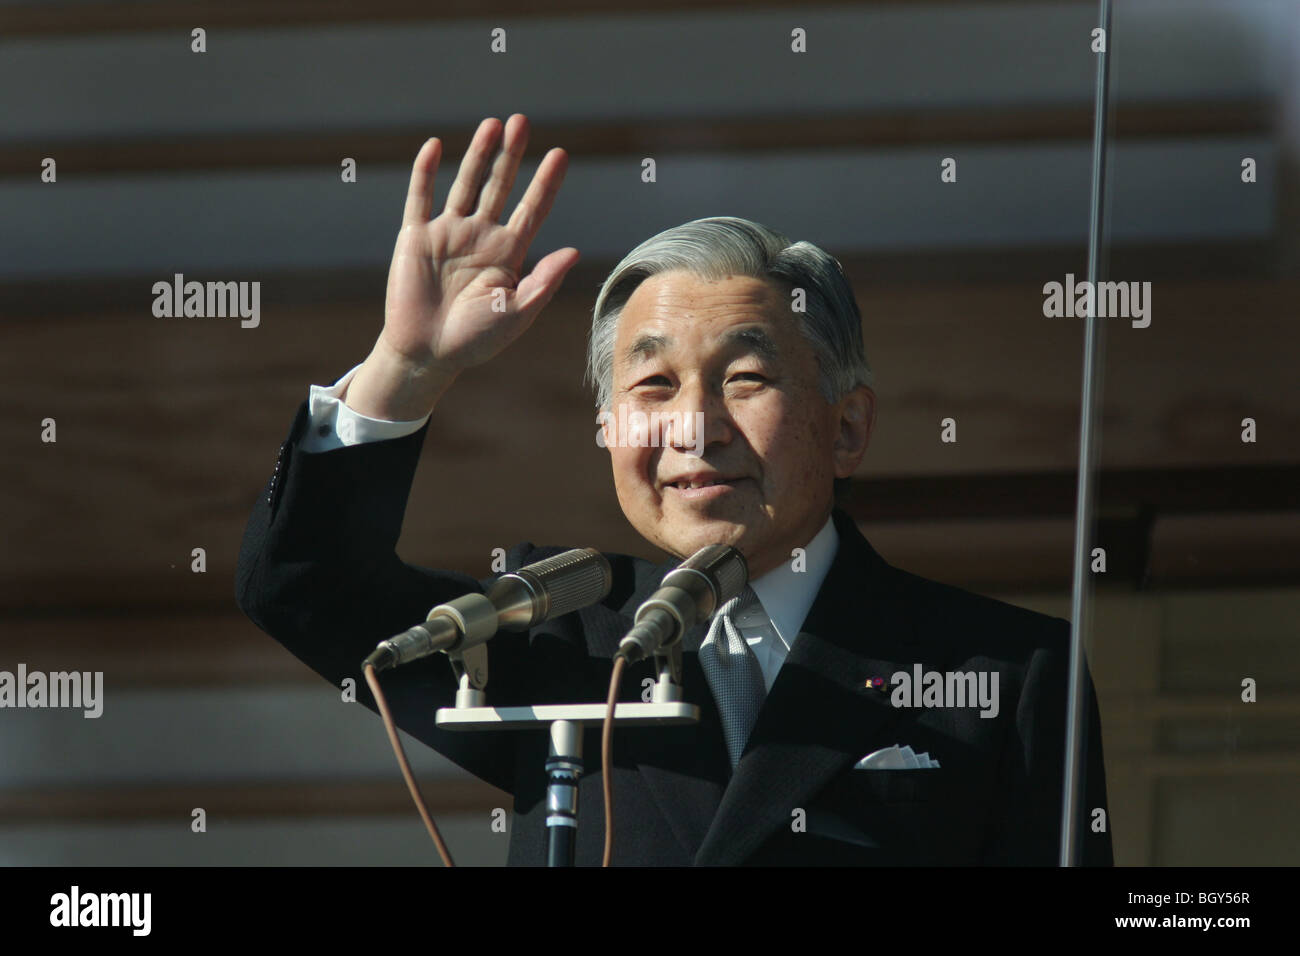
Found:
[1,0,1296,865]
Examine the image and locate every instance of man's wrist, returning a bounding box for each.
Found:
[343,338,458,421]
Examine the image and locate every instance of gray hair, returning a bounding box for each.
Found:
[585,216,872,412]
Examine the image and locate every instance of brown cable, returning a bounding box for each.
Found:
[601,654,627,867]
[363,662,456,867]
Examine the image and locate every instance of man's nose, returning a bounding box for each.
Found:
[660,381,731,454]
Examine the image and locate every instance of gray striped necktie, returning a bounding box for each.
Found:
[698,585,768,769]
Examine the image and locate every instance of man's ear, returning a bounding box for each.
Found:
[832,386,875,478]
[598,407,615,451]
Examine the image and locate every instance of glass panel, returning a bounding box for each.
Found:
[1082,0,1299,868]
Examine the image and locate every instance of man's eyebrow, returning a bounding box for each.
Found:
[625,333,670,365]
[623,326,780,366]
[721,326,780,362]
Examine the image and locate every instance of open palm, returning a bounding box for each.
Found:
[382,114,581,373]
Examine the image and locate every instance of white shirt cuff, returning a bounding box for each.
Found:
[300,362,432,453]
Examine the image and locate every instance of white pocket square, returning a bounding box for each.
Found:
[854,744,940,769]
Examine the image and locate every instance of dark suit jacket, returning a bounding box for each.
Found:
[236,399,1114,866]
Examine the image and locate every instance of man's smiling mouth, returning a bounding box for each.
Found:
[661,475,751,498]
[662,470,747,489]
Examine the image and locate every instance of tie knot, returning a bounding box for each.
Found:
[716,585,760,622]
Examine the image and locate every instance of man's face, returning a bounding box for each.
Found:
[601,270,874,579]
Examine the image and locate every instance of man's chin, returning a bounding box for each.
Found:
[659,517,753,560]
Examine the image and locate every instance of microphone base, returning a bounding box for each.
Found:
[434,702,698,868]
[433,701,699,731]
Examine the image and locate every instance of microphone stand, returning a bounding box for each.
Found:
[437,642,697,866]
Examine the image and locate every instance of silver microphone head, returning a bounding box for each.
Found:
[619,544,749,661]
[488,547,613,631]
[661,544,748,621]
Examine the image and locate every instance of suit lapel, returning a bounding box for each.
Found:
[693,509,917,865]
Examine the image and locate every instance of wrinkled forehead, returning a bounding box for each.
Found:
[612,271,801,368]
[622,324,781,368]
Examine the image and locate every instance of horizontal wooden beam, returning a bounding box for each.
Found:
[843,464,1300,522]
[1132,753,1300,776]
[0,241,1279,319]
[0,779,506,823]
[1098,694,1300,720]
[0,609,321,685]
[859,513,1300,594]
[0,0,1092,38]
[0,103,1272,178]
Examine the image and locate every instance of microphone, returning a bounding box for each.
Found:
[616,544,747,663]
[364,547,612,671]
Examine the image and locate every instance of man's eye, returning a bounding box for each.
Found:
[729,372,766,383]
[634,375,671,387]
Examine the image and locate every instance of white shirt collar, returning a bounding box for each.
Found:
[747,514,839,651]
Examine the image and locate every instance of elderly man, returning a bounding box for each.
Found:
[236,114,1112,866]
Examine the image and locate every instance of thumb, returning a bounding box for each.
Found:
[513,247,581,319]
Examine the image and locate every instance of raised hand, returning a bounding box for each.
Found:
[348,114,580,420]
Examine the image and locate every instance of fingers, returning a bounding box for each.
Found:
[475,113,530,223]
[506,147,569,247]
[445,118,503,218]
[401,137,442,226]
[513,247,581,319]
